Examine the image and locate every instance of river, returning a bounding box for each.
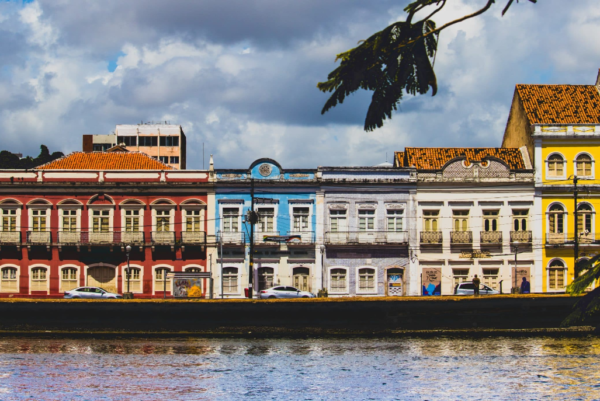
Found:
[0,336,598,400]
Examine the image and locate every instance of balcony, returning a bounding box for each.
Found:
[121,231,145,245]
[324,231,408,245]
[510,231,532,243]
[181,231,207,251]
[579,232,595,244]
[420,231,442,244]
[287,231,315,244]
[152,231,176,250]
[86,231,117,244]
[217,232,246,245]
[57,231,81,245]
[254,231,281,245]
[450,231,473,244]
[480,231,502,244]
[0,231,21,248]
[26,231,51,250]
[546,233,565,245]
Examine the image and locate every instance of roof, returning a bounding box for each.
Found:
[36,152,175,170]
[516,84,600,125]
[395,148,526,170]
[106,145,129,153]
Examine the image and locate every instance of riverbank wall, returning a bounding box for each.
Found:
[0,295,597,337]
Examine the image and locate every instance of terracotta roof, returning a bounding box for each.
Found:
[516,84,600,124]
[395,148,526,170]
[36,152,175,170]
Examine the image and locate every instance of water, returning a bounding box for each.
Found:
[0,336,599,400]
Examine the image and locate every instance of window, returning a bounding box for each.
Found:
[31,267,47,291]
[117,136,137,146]
[513,210,528,231]
[548,260,565,290]
[549,204,565,234]
[159,156,169,164]
[358,210,375,231]
[330,210,347,232]
[387,209,403,232]
[577,204,593,233]
[139,137,157,147]
[293,207,310,231]
[155,268,171,292]
[125,209,140,232]
[453,269,469,287]
[223,208,239,232]
[156,210,170,232]
[61,268,78,292]
[186,210,202,232]
[330,268,347,292]
[2,209,17,232]
[358,268,376,292]
[483,210,499,232]
[483,269,499,290]
[170,156,179,164]
[257,267,274,291]
[159,136,179,147]
[453,211,469,231]
[62,209,77,232]
[128,268,141,292]
[576,154,592,177]
[223,267,238,293]
[548,154,564,177]
[1,267,18,292]
[93,144,111,152]
[92,210,110,232]
[31,209,47,231]
[257,208,274,232]
[423,210,439,231]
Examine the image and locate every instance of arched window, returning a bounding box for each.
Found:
[1,267,18,292]
[576,154,593,177]
[577,204,593,235]
[223,267,238,294]
[549,204,565,234]
[126,267,141,292]
[257,267,274,291]
[358,268,376,292]
[61,267,78,291]
[154,267,172,293]
[31,267,47,292]
[293,267,309,292]
[548,260,565,290]
[548,154,565,177]
[330,268,347,292]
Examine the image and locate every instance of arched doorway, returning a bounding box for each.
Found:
[87,264,117,293]
[386,267,404,296]
[293,267,310,291]
[257,267,274,291]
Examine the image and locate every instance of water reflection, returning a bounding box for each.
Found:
[0,337,599,400]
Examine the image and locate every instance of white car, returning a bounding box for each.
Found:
[454,282,500,295]
[259,286,315,299]
[64,287,123,299]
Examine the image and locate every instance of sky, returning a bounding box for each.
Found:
[1,0,599,169]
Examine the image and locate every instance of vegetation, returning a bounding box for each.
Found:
[318,0,537,131]
[562,255,600,326]
[0,145,64,169]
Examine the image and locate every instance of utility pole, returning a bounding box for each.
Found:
[220,230,224,299]
[512,243,519,293]
[248,178,257,299]
[574,175,579,266]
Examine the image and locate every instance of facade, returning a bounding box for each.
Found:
[82,124,187,170]
[502,76,600,293]
[212,159,319,298]
[319,165,417,296]
[0,151,211,298]
[396,148,535,295]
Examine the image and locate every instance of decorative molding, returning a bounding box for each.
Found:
[258,164,272,177]
[327,203,349,210]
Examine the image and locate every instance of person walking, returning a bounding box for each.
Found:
[520,277,531,294]
[473,274,480,296]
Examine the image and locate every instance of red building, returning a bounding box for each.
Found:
[0,151,212,298]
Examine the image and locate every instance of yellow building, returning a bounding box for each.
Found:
[503,73,600,292]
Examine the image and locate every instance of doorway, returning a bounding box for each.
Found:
[386,268,404,296]
[293,267,310,291]
[87,265,117,293]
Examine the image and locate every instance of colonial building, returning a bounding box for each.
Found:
[502,73,600,293]
[318,165,417,296]
[0,151,211,298]
[396,148,535,295]
[213,159,318,298]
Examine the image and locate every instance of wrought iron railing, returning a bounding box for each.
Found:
[216,232,246,245]
[450,231,473,244]
[324,231,408,245]
[0,231,21,245]
[152,231,176,245]
[510,231,532,243]
[480,231,502,244]
[181,231,207,244]
[420,231,442,244]
[26,231,51,245]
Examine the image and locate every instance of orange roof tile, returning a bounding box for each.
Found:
[516,84,600,125]
[36,152,175,170]
[395,148,525,170]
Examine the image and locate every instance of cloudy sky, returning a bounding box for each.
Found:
[1,0,599,169]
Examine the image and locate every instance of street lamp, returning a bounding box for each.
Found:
[125,245,132,298]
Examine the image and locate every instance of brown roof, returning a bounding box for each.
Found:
[36,152,174,170]
[516,84,600,125]
[395,148,525,170]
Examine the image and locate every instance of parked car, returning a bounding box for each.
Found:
[64,287,123,299]
[259,286,315,299]
[454,282,500,296]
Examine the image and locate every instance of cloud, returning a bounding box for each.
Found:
[0,0,599,169]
